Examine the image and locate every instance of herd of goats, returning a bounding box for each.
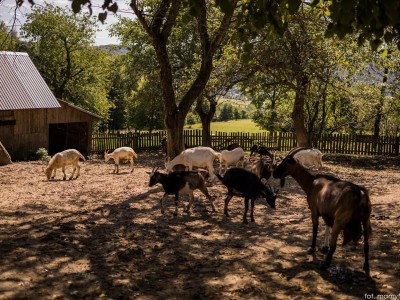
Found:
[42,143,372,277]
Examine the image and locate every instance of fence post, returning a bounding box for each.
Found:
[395,136,400,156]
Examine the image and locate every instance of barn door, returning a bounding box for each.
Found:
[48,122,89,155]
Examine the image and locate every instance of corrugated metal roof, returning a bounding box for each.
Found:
[0,51,61,110]
[58,99,102,120]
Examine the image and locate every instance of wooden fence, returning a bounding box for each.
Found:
[91,130,400,156]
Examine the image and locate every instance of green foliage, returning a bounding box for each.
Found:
[0,21,22,51]
[312,0,400,50]
[35,148,51,161]
[186,112,198,125]
[126,76,165,132]
[21,4,112,118]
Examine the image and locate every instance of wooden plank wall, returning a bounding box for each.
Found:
[0,104,100,160]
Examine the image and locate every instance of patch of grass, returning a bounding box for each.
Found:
[185,119,265,133]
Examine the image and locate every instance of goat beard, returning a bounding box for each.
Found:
[342,220,363,245]
[279,177,285,187]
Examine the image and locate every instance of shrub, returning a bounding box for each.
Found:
[36,148,51,161]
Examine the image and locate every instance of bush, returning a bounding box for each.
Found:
[36,148,51,161]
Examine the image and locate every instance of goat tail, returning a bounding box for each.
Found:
[214,152,221,161]
[79,152,86,161]
[343,186,372,245]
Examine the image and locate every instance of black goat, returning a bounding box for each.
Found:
[226,143,241,151]
[216,168,276,223]
[148,167,215,216]
[250,145,273,158]
[273,148,372,276]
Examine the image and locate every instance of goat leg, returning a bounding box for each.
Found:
[243,197,249,224]
[76,164,81,178]
[62,167,67,181]
[321,223,341,270]
[185,193,194,214]
[250,198,255,222]
[173,194,179,216]
[69,166,76,180]
[320,226,331,253]
[199,186,215,212]
[51,169,56,180]
[308,214,319,254]
[362,219,370,276]
[224,195,233,217]
[160,193,167,214]
[115,163,119,174]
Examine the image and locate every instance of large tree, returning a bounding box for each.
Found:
[117,0,239,158]
[20,4,112,117]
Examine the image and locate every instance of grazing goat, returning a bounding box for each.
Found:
[165,146,219,180]
[148,167,215,216]
[273,148,372,275]
[219,147,245,175]
[216,168,277,224]
[250,145,273,158]
[45,149,85,180]
[287,147,323,170]
[104,147,138,173]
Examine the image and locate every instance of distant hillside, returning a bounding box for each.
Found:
[97,44,128,54]
[217,97,255,114]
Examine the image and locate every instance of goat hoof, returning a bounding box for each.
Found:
[307,247,316,254]
[320,246,329,253]
[243,219,248,224]
[320,262,330,270]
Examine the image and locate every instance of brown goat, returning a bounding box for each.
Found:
[273,148,372,276]
[148,167,215,216]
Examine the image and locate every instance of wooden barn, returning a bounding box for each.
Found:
[0,51,102,160]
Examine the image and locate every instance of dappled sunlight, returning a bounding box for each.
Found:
[0,153,398,298]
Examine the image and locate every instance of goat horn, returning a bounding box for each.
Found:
[285,147,311,159]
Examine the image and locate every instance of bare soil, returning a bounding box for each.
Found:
[0,152,399,300]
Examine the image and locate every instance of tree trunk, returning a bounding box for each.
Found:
[292,76,309,147]
[196,96,217,147]
[374,67,388,140]
[165,110,186,159]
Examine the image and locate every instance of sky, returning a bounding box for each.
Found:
[0,0,131,45]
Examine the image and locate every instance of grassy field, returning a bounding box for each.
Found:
[184,119,265,133]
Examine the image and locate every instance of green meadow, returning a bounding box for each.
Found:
[184,119,266,133]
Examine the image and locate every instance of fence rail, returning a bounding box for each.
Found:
[91,130,400,156]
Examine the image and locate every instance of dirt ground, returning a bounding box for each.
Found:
[0,152,399,300]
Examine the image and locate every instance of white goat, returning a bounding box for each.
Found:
[219,147,245,174]
[104,147,138,173]
[289,147,323,169]
[45,149,85,180]
[165,146,219,180]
